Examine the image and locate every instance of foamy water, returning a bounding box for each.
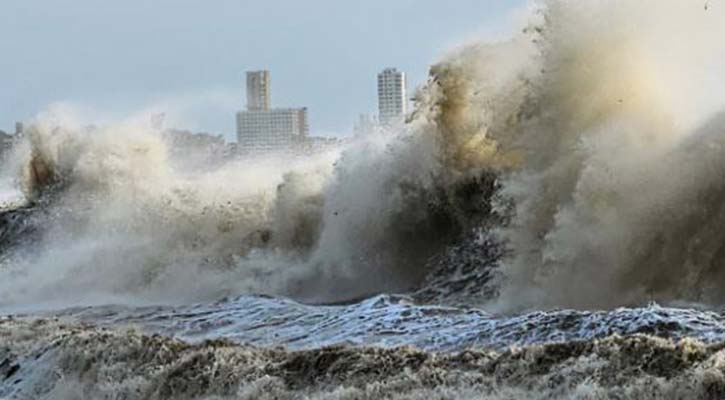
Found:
[3,1,725,398]
[42,295,725,352]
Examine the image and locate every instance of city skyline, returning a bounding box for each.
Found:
[0,0,529,139]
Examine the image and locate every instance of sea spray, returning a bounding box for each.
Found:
[0,103,495,307]
[2,0,725,312]
[488,0,725,309]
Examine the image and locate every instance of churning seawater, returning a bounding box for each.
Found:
[4,1,725,398]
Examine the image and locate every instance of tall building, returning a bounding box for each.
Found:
[237,71,308,150]
[246,70,271,111]
[377,68,407,125]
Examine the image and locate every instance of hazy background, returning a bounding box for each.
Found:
[0,0,528,139]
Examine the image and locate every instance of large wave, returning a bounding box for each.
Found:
[0,85,495,308]
[2,0,725,312]
[402,0,725,311]
[488,0,725,310]
[1,118,340,307]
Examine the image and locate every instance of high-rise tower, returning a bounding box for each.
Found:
[246,70,271,111]
[377,68,407,125]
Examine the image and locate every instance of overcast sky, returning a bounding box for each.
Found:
[0,1,528,139]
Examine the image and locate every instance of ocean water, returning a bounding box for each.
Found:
[4,1,725,398]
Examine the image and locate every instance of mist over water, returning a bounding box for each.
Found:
[7,1,725,399]
[0,101,495,309]
[1,0,725,313]
[491,0,725,310]
[0,119,335,307]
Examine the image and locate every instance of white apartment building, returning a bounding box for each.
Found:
[237,70,309,150]
[377,68,407,125]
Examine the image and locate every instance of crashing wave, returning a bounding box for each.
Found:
[1,0,725,313]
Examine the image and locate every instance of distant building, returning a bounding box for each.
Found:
[164,129,225,152]
[236,108,309,150]
[353,113,379,137]
[377,68,407,126]
[298,136,344,154]
[246,70,271,111]
[236,70,309,151]
[0,129,15,157]
[14,122,23,136]
[163,129,230,171]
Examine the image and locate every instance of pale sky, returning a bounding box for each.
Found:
[0,1,528,139]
